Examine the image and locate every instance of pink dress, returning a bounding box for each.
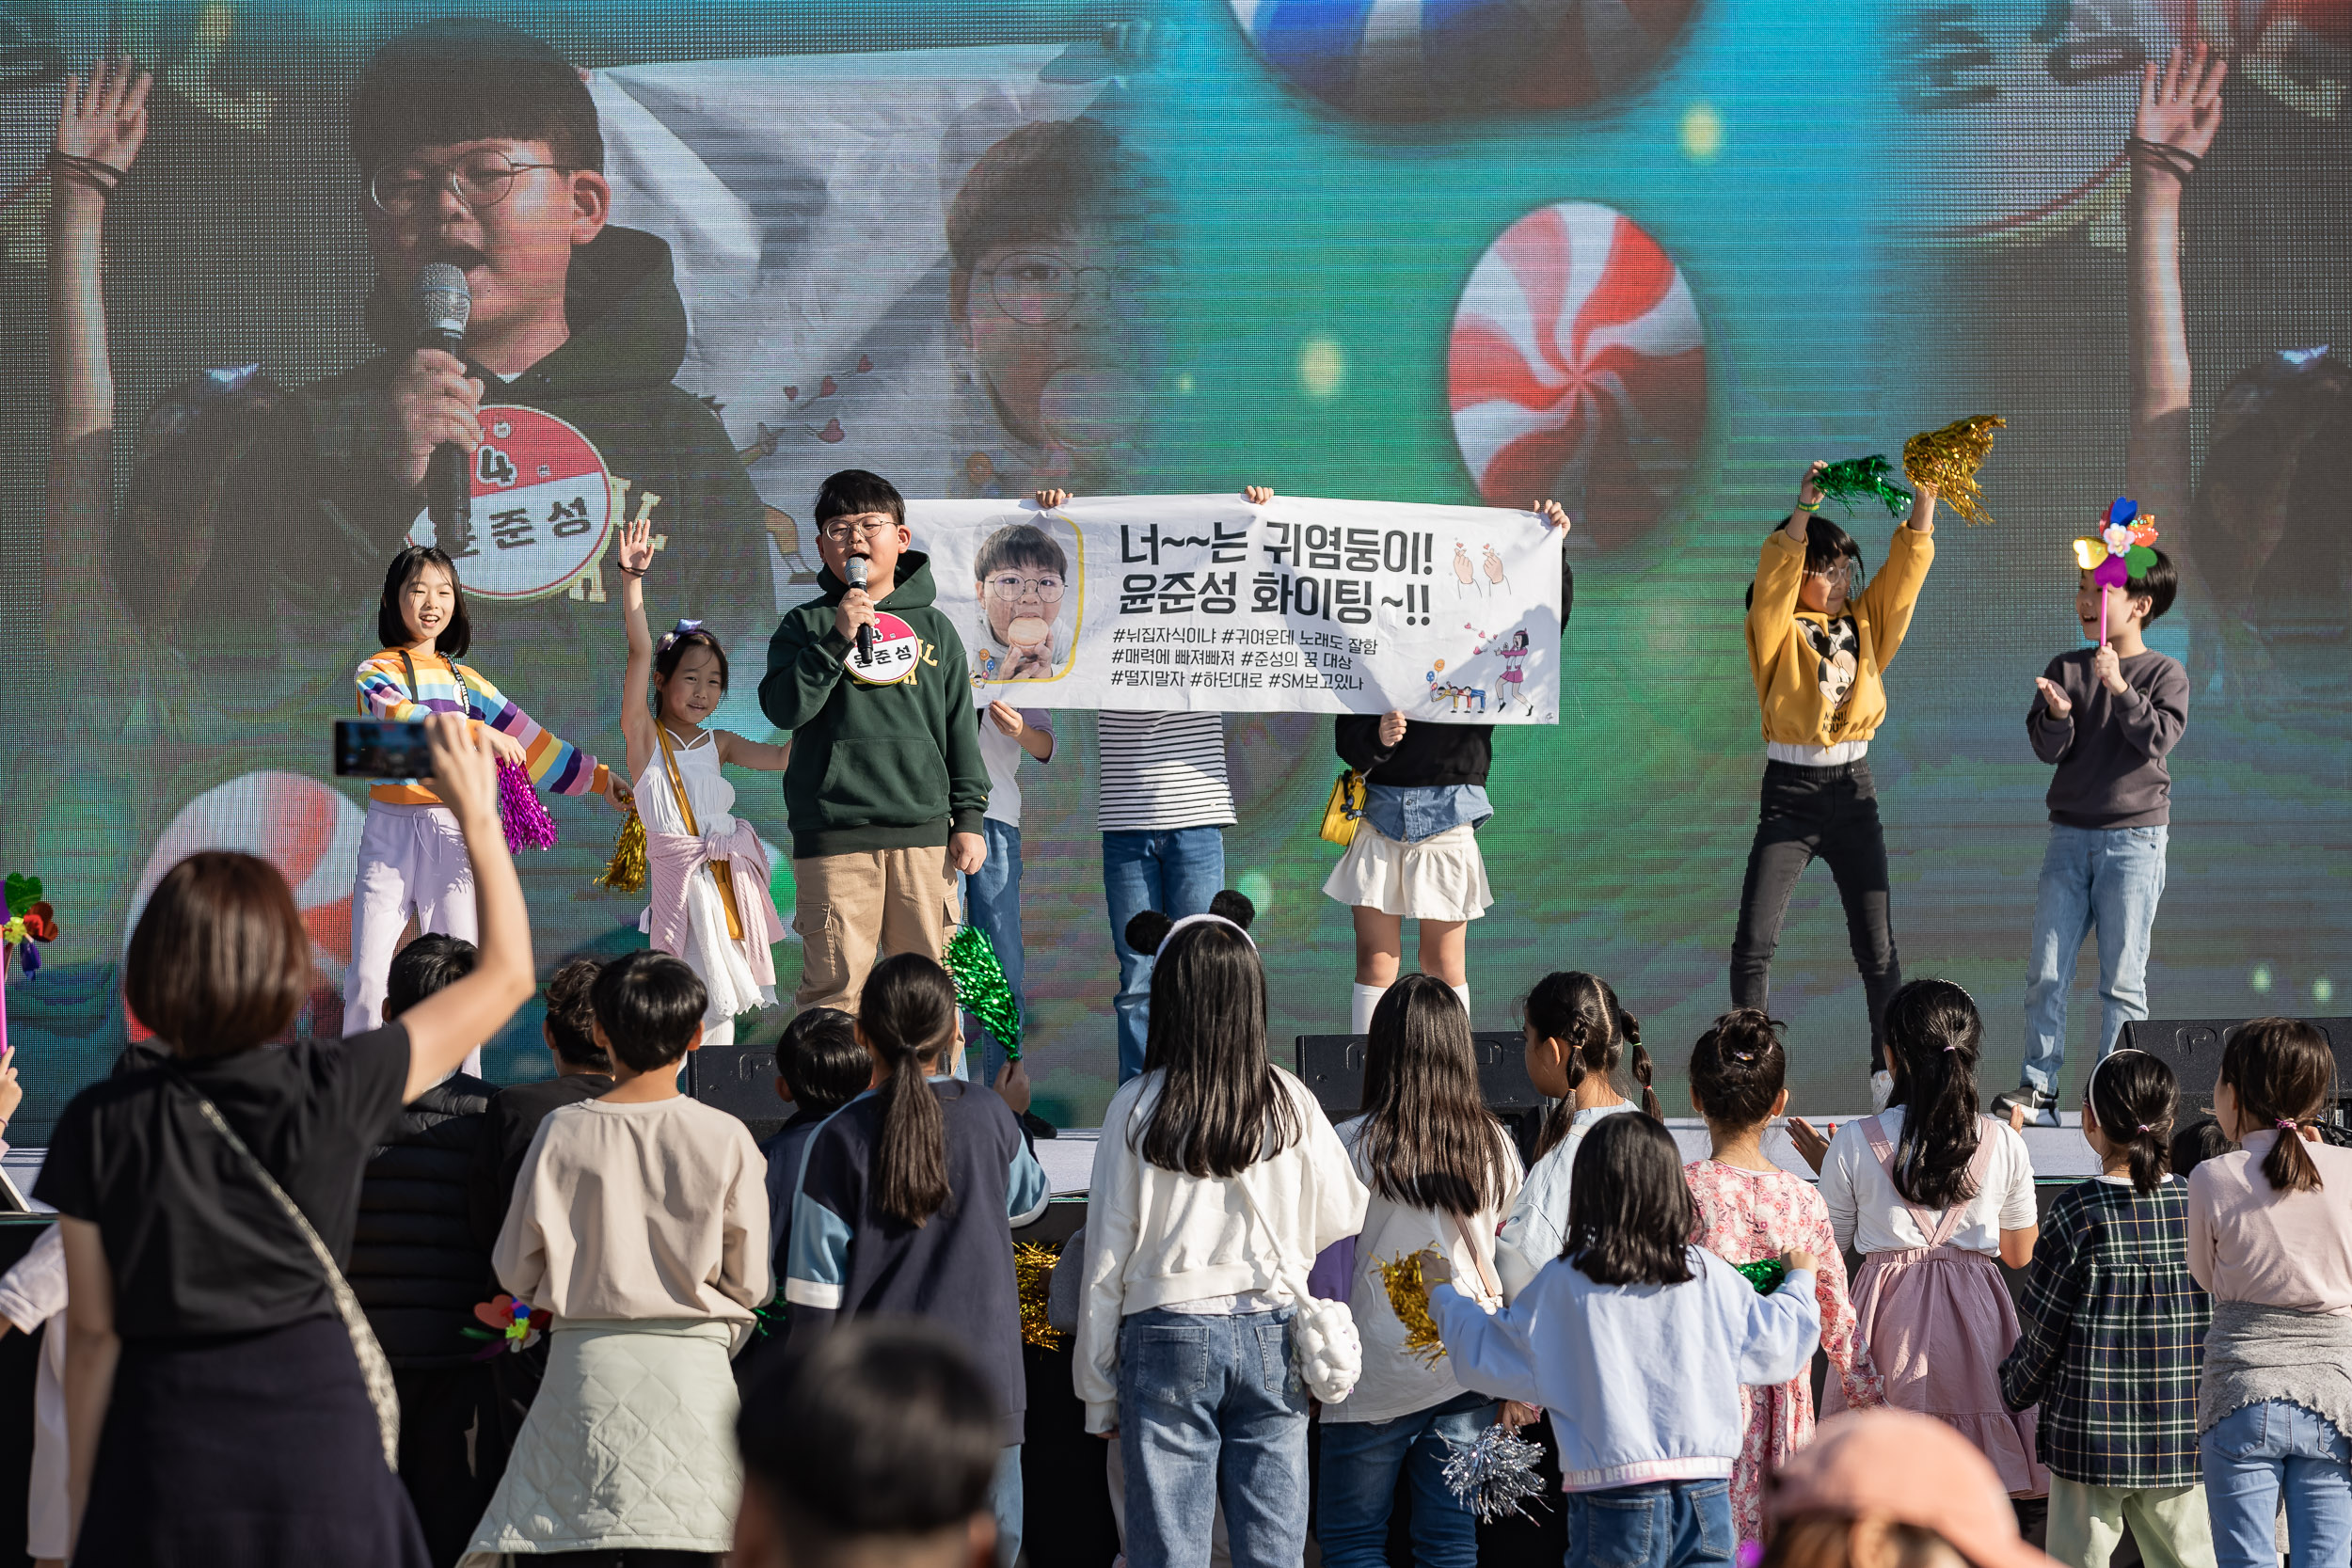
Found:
[1686,1159,1883,1545]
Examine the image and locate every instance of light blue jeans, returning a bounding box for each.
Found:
[989,1443,1023,1568]
[1118,1306,1307,1568]
[2201,1400,2352,1568]
[957,817,1025,1089]
[2019,823,2169,1095]
[1316,1391,1491,1568]
[1102,827,1226,1083]
[1565,1480,1736,1568]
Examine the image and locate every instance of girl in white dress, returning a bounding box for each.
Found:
[618,517,792,1045]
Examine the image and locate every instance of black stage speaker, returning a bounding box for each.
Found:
[1296,1032,1552,1164]
[686,1041,785,1143]
[2119,1017,2352,1115]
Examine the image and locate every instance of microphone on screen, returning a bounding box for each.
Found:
[413,262,473,554]
[846,555,874,666]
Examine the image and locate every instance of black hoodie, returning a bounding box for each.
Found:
[297,227,770,771]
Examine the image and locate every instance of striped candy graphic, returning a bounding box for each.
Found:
[1228,0,1699,119]
[1448,202,1707,552]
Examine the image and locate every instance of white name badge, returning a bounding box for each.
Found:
[408,406,616,601]
[847,610,924,686]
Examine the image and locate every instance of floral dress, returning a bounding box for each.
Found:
[1686,1159,1883,1544]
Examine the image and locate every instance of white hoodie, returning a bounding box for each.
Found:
[1074,1068,1368,1433]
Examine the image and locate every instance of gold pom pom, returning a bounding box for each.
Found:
[1376,1248,1447,1367]
[1015,1240,1065,1350]
[596,811,647,893]
[1902,415,2008,527]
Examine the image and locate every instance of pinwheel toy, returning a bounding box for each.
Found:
[1,874,62,1060]
[2071,499,2161,642]
[464,1294,551,1360]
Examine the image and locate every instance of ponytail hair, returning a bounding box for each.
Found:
[2220,1017,2335,1196]
[1522,971,1649,1158]
[2085,1049,2176,1194]
[1690,1009,1788,1131]
[858,954,959,1227]
[1881,979,1985,1211]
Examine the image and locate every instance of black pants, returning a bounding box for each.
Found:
[395,1364,502,1568]
[1729,760,1902,1069]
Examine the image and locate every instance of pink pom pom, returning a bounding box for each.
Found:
[497,762,559,852]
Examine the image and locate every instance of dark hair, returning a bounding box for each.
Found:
[1123,892,1256,958]
[2085,1049,2176,1193]
[1134,922,1301,1178]
[376,545,472,657]
[125,852,314,1060]
[1359,975,1513,1217]
[652,625,731,714]
[1744,515,1865,610]
[858,955,960,1227]
[778,1007,870,1117]
[1881,979,1986,1210]
[975,522,1069,581]
[2219,1018,2335,1195]
[1690,1009,1788,1131]
[1523,971,1653,1157]
[813,469,906,531]
[739,1321,1001,1542]
[1760,1513,1954,1568]
[542,957,610,1070]
[946,118,1140,321]
[2169,1113,2233,1180]
[117,374,302,637]
[1563,1112,1695,1285]
[385,933,478,1021]
[2127,546,2180,626]
[349,20,603,176]
[589,950,707,1072]
[1208,889,1257,928]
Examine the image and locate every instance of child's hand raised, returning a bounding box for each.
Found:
[1796,461,1827,510]
[2035,676,2074,719]
[1244,485,1274,504]
[1787,1116,1832,1174]
[2137,42,2226,163]
[56,55,151,186]
[2092,642,2127,694]
[1533,499,1572,531]
[1034,489,1071,509]
[616,516,656,578]
[993,1057,1032,1117]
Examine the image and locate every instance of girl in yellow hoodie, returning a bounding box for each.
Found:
[1733,463,1939,1093]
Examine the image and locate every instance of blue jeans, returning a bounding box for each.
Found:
[957,817,1025,1088]
[2020,823,2169,1095]
[1102,827,1226,1083]
[1565,1480,1736,1568]
[990,1443,1023,1568]
[2201,1401,2352,1568]
[1118,1306,1308,1568]
[1317,1391,1492,1568]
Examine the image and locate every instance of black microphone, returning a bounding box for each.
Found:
[413,262,473,554]
[846,555,873,665]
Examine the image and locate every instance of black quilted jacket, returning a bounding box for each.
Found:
[347,1072,494,1369]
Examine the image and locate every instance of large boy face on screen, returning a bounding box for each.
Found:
[973,521,1071,681]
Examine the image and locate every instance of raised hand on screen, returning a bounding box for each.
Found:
[1533,499,1571,532]
[2136,42,2226,162]
[56,55,152,184]
[617,516,656,578]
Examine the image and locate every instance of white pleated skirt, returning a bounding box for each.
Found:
[1322,822,1492,922]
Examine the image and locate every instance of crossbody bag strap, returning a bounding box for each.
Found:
[175,1079,401,1471]
[655,723,745,943]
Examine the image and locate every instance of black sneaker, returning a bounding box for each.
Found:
[1020,1110,1058,1141]
[1989,1084,2061,1128]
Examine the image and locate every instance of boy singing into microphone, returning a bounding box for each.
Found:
[760,469,990,1013]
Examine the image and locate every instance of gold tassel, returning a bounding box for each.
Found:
[1902,415,2008,526]
[1376,1249,1447,1367]
[1015,1240,1065,1350]
[596,810,647,893]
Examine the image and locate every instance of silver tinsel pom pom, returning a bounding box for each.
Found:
[1440,1421,1549,1523]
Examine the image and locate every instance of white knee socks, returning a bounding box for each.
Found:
[1351,983,1385,1034]
[1452,983,1471,1023]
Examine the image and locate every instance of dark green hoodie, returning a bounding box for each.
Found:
[760,551,989,858]
[297,227,770,775]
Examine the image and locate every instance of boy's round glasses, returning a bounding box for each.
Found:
[986,573,1066,603]
[818,519,897,545]
[369,153,568,217]
[984,252,1158,326]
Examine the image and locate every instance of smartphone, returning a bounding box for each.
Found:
[334,719,434,780]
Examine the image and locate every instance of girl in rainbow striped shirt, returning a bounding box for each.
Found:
[347,545,629,1046]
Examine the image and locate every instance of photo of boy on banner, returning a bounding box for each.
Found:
[970,513,1081,683]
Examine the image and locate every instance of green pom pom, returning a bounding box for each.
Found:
[944,924,1024,1062]
[1733,1258,1788,1295]
[1812,456,1914,520]
[2125,544,2157,578]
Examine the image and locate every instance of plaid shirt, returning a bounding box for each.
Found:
[1999,1176,2210,1488]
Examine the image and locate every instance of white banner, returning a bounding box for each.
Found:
[906,494,1564,721]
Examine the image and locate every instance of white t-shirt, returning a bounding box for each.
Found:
[976,707,1053,828]
[1097,711,1234,832]
[1493,1101,1637,1300]
[1818,1107,2038,1257]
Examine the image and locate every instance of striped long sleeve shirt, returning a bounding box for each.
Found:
[354,650,608,807]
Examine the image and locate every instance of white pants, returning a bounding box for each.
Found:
[346,802,482,1073]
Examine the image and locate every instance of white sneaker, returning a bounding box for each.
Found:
[1869,1070,1894,1113]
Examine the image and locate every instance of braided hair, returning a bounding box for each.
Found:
[1522,972,1654,1159]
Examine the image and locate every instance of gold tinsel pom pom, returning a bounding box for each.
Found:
[1015,1240,1064,1350]
[596,810,647,893]
[1377,1248,1447,1367]
[1902,415,2008,527]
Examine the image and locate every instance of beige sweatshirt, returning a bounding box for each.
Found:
[494,1095,772,1335]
